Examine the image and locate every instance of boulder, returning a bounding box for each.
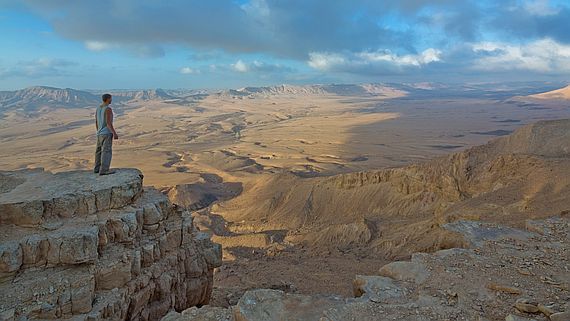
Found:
[550,311,570,321]
[378,260,429,284]
[161,306,233,321]
[233,289,346,321]
[353,275,408,303]
[505,314,537,321]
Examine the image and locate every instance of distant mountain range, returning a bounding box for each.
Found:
[218,83,408,98]
[0,86,100,110]
[1,83,567,112]
[106,88,175,102]
[0,84,412,111]
[0,86,186,111]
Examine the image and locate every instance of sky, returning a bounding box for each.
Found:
[0,0,569,90]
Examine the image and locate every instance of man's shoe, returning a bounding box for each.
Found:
[94,170,99,174]
[99,170,116,176]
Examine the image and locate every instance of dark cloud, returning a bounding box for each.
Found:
[442,4,481,41]
[188,51,223,61]
[491,5,570,44]
[16,0,467,59]
[4,0,570,81]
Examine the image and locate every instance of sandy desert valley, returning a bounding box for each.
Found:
[1,83,570,320]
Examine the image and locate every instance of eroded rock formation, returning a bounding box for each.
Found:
[213,119,570,258]
[0,168,222,320]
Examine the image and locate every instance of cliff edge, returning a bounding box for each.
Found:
[0,168,222,320]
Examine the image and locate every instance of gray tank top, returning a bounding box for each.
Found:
[96,104,112,136]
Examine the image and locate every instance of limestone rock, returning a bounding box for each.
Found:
[233,289,346,321]
[486,283,522,295]
[0,169,221,321]
[505,314,537,321]
[537,304,556,317]
[549,311,570,321]
[443,221,532,247]
[161,306,233,321]
[515,299,539,314]
[0,168,143,227]
[378,260,429,284]
[0,241,22,273]
[353,275,408,303]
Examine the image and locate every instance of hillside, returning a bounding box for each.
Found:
[529,85,570,100]
[163,118,570,320]
[109,88,176,101]
[0,87,184,113]
[209,119,570,258]
[0,86,99,110]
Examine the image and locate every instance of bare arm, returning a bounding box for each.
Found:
[95,113,98,130]
[105,108,118,139]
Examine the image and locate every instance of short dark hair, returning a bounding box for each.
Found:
[102,93,112,102]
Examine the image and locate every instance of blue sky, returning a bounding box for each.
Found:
[0,0,569,90]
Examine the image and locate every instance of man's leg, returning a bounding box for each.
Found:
[99,134,114,175]
[94,135,103,173]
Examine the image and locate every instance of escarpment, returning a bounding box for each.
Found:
[213,119,570,257]
[0,168,222,320]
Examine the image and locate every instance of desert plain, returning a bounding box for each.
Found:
[1,83,569,311]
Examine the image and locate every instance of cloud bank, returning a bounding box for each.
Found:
[4,0,570,82]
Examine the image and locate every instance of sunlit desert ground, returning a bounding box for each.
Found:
[2,90,567,187]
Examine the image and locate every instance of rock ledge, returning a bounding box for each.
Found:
[0,168,222,321]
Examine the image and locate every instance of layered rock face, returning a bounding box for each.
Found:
[0,168,222,320]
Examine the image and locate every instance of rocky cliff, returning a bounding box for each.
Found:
[0,168,222,320]
[162,216,570,321]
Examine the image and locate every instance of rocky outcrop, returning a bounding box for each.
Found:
[162,215,569,321]
[0,168,222,320]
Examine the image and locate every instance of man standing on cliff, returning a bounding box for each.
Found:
[94,93,118,175]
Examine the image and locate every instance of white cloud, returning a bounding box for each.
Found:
[229,60,293,73]
[179,67,198,74]
[0,58,77,78]
[85,41,113,51]
[241,0,270,19]
[232,60,249,73]
[471,38,570,73]
[307,48,442,73]
[357,48,441,66]
[84,41,164,58]
[307,53,346,70]
[523,0,560,16]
